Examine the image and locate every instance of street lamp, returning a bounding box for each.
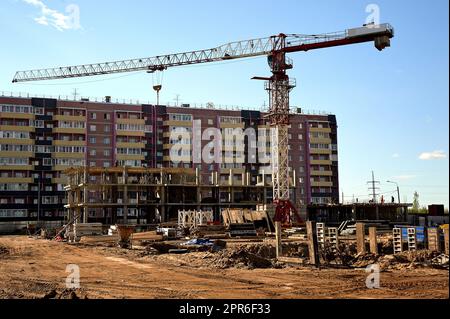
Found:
[386,180,401,204]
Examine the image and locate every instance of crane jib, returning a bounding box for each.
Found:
[12,23,393,83]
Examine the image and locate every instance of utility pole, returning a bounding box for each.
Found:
[72,88,79,100]
[174,94,181,106]
[367,171,380,203]
[387,180,401,204]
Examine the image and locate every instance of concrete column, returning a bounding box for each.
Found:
[275,221,282,258]
[123,167,128,224]
[306,221,319,267]
[83,168,88,223]
[444,227,449,255]
[427,228,440,252]
[356,222,366,254]
[369,227,378,254]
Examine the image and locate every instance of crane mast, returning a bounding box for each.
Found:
[12,23,394,225]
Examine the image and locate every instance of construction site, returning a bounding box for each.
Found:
[1,18,449,301]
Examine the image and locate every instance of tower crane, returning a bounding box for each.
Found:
[12,23,394,225]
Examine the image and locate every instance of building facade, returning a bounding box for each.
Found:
[0,95,339,231]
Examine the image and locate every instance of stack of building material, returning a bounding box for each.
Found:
[229,223,257,237]
[191,225,228,239]
[72,223,103,242]
[222,208,273,232]
[79,231,163,245]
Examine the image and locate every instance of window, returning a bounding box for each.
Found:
[208,119,213,125]
[104,113,111,120]
[104,150,110,157]
[104,125,110,133]
[90,149,96,156]
[42,158,52,166]
[90,125,97,132]
[90,113,97,120]
[103,161,111,168]
[34,120,44,128]
[169,114,192,121]
[298,123,303,129]
[298,134,303,140]
[34,107,44,115]
[89,161,96,167]
[89,137,96,144]
[103,138,111,145]
[0,209,27,218]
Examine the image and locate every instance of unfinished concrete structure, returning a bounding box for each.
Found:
[64,166,296,224]
[307,203,412,226]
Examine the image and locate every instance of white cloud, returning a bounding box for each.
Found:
[418,150,447,160]
[22,0,81,31]
[392,153,400,158]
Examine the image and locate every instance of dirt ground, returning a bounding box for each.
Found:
[0,236,448,299]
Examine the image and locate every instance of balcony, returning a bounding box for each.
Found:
[0,151,34,158]
[310,159,332,165]
[311,181,333,187]
[309,148,332,155]
[53,152,85,159]
[163,120,193,127]
[0,165,33,171]
[116,130,145,137]
[116,118,145,125]
[53,127,86,134]
[310,170,333,176]
[0,112,35,120]
[0,138,34,145]
[116,154,144,161]
[309,137,332,144]
[309,127,332,133]
[116,141,145,149]
[53,140,86,147]
[0,125,35,132]
[54,115,86,122]
[0,177,33,183]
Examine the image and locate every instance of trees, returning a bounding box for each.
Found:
[410,191,428,214]
[412,191,420,213]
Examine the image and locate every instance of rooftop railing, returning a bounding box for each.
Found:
[0,91,333,115]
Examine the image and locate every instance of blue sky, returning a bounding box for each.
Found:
[0,0,448,207]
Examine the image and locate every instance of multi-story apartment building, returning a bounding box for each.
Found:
[0,95,338,232]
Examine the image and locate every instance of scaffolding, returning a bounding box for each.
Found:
[64,166,296,225]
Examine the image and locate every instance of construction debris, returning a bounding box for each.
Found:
[43,289,86,299]
[0,245,8,257]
